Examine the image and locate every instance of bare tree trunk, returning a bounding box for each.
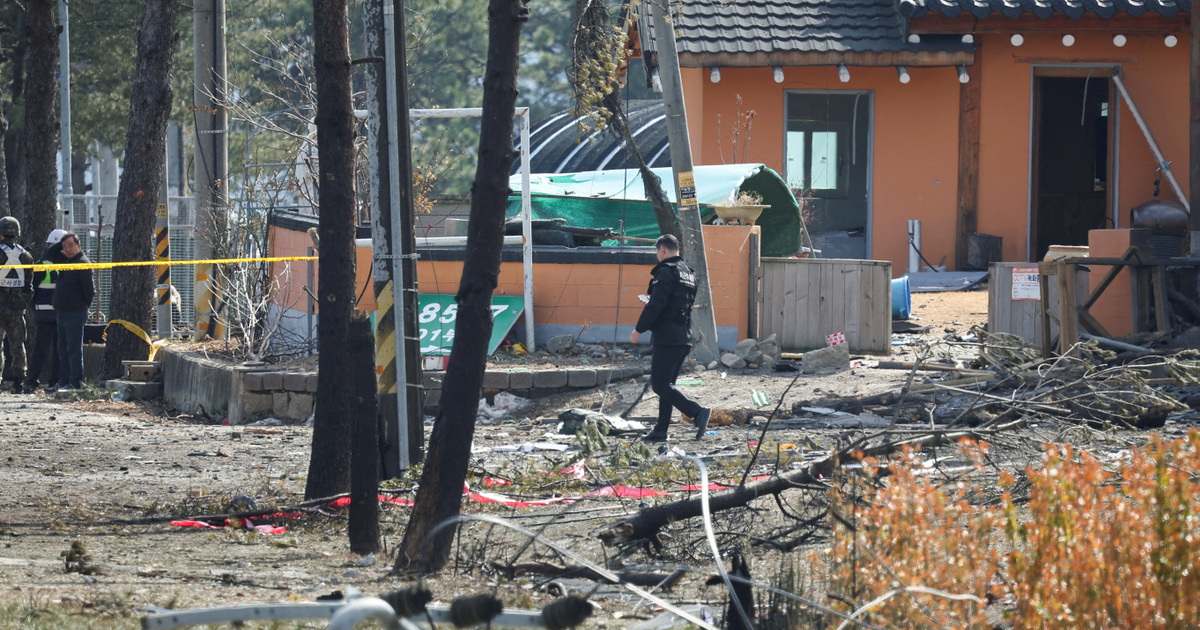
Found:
[23,0,58,258]
[391,0,529,574]
[348,313,380,555]
[100,0,180,381]
[304,0,357,501]
[603,91,677,238]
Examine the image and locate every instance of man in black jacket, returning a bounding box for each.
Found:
[54,233,94,391]
[24,229,67,393]
[631,234,712,442]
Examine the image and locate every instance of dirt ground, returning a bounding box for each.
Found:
[1,288,1189,628]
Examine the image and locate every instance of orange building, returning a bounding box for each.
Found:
[631,0,1190,273]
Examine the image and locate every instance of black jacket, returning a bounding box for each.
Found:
[53,252,95,312]
[635,256,697,346]
[32,242,67,322]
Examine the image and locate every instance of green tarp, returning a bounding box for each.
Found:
[506,163,804,257]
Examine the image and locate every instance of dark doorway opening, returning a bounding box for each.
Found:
[1031,72,1114,260]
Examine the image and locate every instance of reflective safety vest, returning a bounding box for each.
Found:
[0,245,25,289]
[33,261,57,312]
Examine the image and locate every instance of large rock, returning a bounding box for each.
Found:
[734,338,762,364]
[546,334,576,355]
[801,343,850,373]
[758,334,781,365]
[720,353,747,369]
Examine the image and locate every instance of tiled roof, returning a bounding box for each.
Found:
[898,0,1189,19]
[640,0,975,67]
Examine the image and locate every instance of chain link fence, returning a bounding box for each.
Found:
[59,194,197,332]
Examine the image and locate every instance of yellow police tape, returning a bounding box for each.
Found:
[0,255,318,272]
[106,319,168,361]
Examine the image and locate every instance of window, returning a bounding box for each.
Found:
[785,122,849,197]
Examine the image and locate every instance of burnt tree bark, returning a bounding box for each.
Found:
[348,313,380,554]
[0,88,10,218]
[23,0,57,257]
[101,0,180,380]
[304,0,357,500]
[392,0,530,573]
[5,13,28,221]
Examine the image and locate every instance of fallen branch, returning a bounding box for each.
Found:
[490,561,687,589]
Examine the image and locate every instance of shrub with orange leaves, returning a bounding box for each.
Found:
[821,442,1003,629]
[1003,432,1200,628]
[815,432,1200,629]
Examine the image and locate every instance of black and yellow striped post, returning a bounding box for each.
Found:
[155,202,171,336]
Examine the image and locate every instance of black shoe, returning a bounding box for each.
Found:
[17,382,35,394]
[694,408,712,439]
[642,431,668,443]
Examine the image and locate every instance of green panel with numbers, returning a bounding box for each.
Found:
[417,294,526,356]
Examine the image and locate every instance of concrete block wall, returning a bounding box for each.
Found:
[421,366,647,410]
[241,370,319,422]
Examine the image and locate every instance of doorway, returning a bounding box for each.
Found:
[1031,70,1115,260]
[785,92,872,259]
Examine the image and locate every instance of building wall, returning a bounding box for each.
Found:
[414,225,758,342]
[269,223,761,349]
[678,26,1189,272]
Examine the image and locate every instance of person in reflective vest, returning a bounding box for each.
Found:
[24,229,67,393]
[0,216,34,392]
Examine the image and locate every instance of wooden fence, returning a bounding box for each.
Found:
[760,257,892,353]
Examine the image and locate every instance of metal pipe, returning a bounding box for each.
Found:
[1080,331,1150,353]
[520,109,535,351]
[907,219,921,274]
[1112,73,1190,211]
[58,0,72,206]
[383,0,409,470]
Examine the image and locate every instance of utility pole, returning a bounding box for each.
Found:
[1191,0,1200,255]
[58,0,72,215]
[371,0,424,476]
[648,1,720,365]
[193,0,228,340]
[156,146,172,337]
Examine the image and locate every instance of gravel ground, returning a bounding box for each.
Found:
[0,289,1035,627]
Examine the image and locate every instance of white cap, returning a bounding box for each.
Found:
[46,229,68,245]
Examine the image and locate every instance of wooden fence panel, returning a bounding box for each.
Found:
[760,258,892,353]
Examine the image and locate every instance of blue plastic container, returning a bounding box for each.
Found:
[892,276,912,319]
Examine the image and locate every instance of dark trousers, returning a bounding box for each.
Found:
[56,309,87,389]
[26,319,58,387]
[650,343,702,432]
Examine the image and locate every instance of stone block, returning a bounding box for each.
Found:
[283,372,308,392]
[482,371,510,389]
[567,369,597,388]
[287,393,314,419]
[243,393,273,415]
[721,353,747,369]
[533,370,568,388]
[306,373,319,392]
[423,371,445,390]
[801,343,850,374]
[243,372,264,391]
[509,371,534,389]
[105,379,161,400]
[593,368,612,385]
[261,372,284,391]
[273,392,289,418]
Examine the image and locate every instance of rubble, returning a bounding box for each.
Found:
[800,343,850,373]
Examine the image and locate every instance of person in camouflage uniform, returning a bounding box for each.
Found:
[0,216,34,392]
